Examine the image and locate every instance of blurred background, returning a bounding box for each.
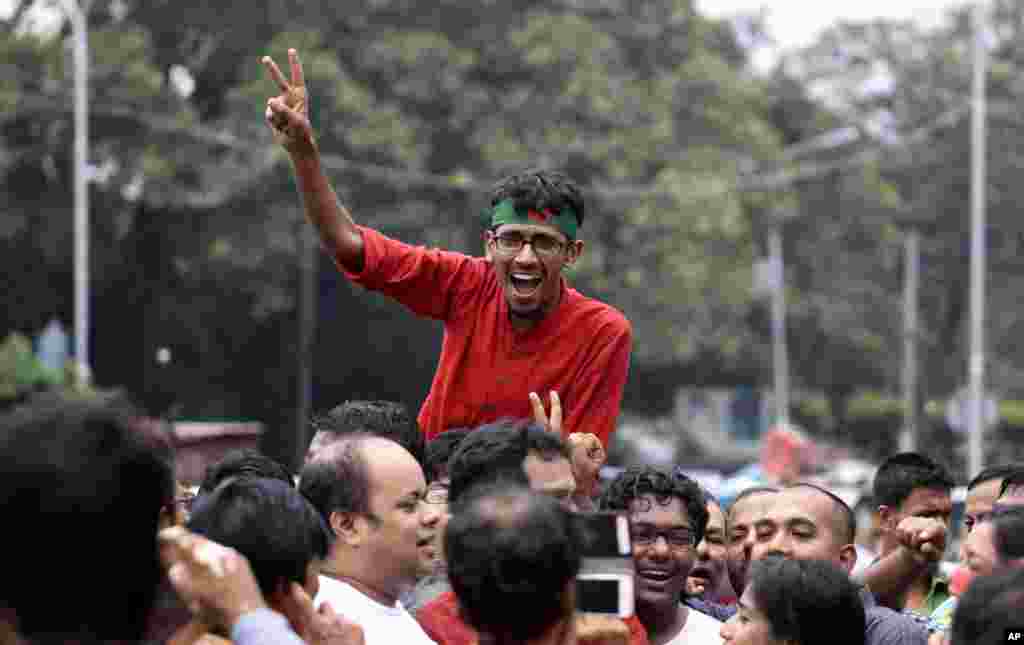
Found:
[3,0,1024,507]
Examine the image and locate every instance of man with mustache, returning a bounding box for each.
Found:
[685,494,735,614]
[262,49,631,499]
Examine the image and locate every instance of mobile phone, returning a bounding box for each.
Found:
[575,512,634,617]
[576,574,635,618]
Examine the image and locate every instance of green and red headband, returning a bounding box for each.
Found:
[485,199,579,240]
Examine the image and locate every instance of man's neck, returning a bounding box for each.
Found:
[637,601,687,645]
[485,615,575,645]
[323,569,401,607]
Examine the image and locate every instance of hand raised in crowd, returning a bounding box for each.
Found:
[262,48,317,157]
[894,516,947,565]
[575,613,631,645]
[285,582,366,645]
[530,390,607,498]
[159,526,268,634]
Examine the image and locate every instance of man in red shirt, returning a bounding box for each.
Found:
[262,50,632,494]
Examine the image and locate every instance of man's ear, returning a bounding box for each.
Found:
[563,240,584,267]
[330,511,362,547]
[483,231,495,262]
[877,505,898,530]
[838,543,858,575]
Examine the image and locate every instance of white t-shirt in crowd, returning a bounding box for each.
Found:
[315,575,437,645]
[665,606,724,645]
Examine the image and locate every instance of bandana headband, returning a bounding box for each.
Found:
[486,199,579,241]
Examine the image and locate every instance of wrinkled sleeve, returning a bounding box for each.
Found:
[336,226,483,321]
[564,317,632,446]
[232,609,305,645]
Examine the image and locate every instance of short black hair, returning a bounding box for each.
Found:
[198,448,294,496]
[487,169,586,233]
[299,434,375,524]
[992,506,1024,561]
[310,400,424,467]
[446,482,581,642]
[749,557,865,645]
[968,464,1020,491]
[425,428,473,482]
[872,452,954,509]
[187,477,331,598]
[952,567,1024,645]
[447,419,570,506]
[599,466,709,545]
[785,482,857,544]
[0,393,172,641]
[998,468,1024,499]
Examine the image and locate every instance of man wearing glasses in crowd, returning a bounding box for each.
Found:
[262,49,632,500]
[600,466,724,645]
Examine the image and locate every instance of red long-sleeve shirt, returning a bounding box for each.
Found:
[337,226,632,446]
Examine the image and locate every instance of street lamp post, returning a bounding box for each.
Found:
[62,0,91,386]
[968,2,988,478]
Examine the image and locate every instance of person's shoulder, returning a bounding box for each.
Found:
[564,288,631,334]
[864,604,932,645]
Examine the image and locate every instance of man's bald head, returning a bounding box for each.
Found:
[749,484,858,574]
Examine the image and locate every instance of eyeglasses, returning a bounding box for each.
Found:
[425,483,449,505]
[631,525,696,549]
[490,231,567,257]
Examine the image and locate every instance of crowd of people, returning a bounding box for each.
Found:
[4,45,1024,645]
[5,393,1024,645]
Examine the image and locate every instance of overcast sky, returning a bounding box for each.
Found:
[697,0,971,70]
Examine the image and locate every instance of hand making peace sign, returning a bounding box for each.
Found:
[262,48,317,157]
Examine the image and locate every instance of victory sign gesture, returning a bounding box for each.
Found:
[262,48,317,157]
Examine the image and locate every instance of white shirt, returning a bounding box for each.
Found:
[315,575,437,645]
[665,606,724,645]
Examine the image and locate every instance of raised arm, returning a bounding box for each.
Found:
[262,49,365,272]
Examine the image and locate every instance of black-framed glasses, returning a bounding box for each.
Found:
[490,231,567,257]
[631,524,696,549]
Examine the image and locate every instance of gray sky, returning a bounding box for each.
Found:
[697,0,970,71]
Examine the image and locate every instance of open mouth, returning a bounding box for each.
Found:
[416,535,434,548]
[638,569,675,584]
[509,273,543,296]
[689,567,712,582]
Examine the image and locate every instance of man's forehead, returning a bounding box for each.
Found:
[730,491,777,521]
[495,222,567,240]
[768,488,833,524]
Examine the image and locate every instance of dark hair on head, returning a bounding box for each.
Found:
[872,452,954,509]
[0,392,172,641]
[787,483,857,544]
[991,506,1024,561]
[728,486,780,515]
[951,567,1024,645]
[599,466,709,544]
[969,464,1020,491]
[198,448,294,496]
[749,557,865,645]
[486,169,585,235]
[187,477,331,598]
[310,400,424,467]
[299,433,374,525]
[425,428,473,482]
[446,482,581,642]
[447,419,570,506]
[998,468,1024,499]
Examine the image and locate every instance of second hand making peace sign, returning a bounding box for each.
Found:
[531,390,607,500]
[262,48,317,157]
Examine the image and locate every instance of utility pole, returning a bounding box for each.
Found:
[900,230,920,452]
[295,216,317,467]
[968,2,988,478]
[769,226,790,428]
[63,0,91,386]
